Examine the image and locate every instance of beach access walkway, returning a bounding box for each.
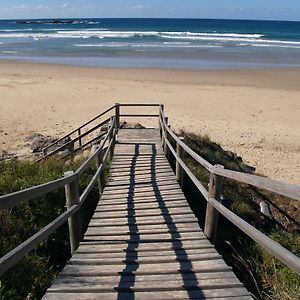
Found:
[1,104,299,300]
[43,128,251,299]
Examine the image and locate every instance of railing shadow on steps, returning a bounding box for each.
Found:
[0,103,160,276]
[158,104,300,276]
[0,102,299,281]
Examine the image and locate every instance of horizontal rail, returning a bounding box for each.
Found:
[212,167,300,201]
[159,105,300,276]
[118,103,161,107]
[43,105,115,152]
[39,118,111,161]
[209,197,300,275]
[0,204,79,275]
[79,145,111,204]
[160,107,213,171]
[120,114,159,118]
[0,173,77,210]
[76,117,115,177]
[161,126,209,199]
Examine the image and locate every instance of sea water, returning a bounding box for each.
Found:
[0,18,300,69]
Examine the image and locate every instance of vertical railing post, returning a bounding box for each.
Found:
[204,165,224,243]
[159,104,164,139]
[115,103,120,130]
[163,117,168,157]
[64,171,82,254]
[69,140,75,161]
[78,128,82,147]
[109,117,115,161]
[176,137,185,188]
[96,147,105,195]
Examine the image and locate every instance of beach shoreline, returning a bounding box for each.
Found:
[0,60,299,184]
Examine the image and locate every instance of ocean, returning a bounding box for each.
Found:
[0,18,300,69]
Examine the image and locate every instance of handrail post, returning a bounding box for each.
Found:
[204,165,224,244]
[96,147,105,195]
[159,104,164,139]
[78,128,82,147]
[64,171,82,254]
[115,103,120,130]
[109,117,115,161]
[163,116,168,155]
[176,137,185,188]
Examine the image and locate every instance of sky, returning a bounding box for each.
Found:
[0,0,300,21]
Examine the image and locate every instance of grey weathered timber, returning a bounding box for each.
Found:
[64,171,82,254]
[95,147,104,195]
[3,103,300,298]
[204,165,224,243]
[176,137,185,188]
[42,128,251,299]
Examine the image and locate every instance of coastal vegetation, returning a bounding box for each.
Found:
[0,132,299,299]
[176,131,300,300]
[0,158,99,299]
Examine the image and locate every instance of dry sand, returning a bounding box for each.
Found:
[0,60,299,184]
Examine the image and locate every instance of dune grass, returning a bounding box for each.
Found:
[0,158,100,299]
[0,131,299,299]
[176,130,300,300]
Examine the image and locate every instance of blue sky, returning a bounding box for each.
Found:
[0,0,300,21]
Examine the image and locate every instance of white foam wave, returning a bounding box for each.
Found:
[0,29,33,32]
[0,30,300,49]
[73,43,223,49]
[250,43,300,49]
[161,31,264,38]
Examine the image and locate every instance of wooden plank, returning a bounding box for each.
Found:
[53,271,236,284]
[94,201,190,212]
[76,240,214,254]
[87,222,200,231]
[91,207,193,219]
[59,259,231,276]
[98,196,188,206]
[88,215,198,226]
[85,226,203,237]
[42,127,251,300]
[82,231,206,242]
[43,292,252,300]
[72,248,217,259]
[48,277,241,292]
[67,252,222,266]
[103,183,181,192]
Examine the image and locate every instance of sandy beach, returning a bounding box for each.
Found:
[0,60,299,184]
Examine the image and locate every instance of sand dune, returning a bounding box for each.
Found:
[0,60,299,184]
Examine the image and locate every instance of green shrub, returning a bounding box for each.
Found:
[176,130,300,300]
[0,158,99,299]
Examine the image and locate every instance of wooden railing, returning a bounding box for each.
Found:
[37,105,116,162]
[158,104,300,276]
[0,117,117,275]
[0,103,161,276]
[38,103,161,162]
[1,103,299,279]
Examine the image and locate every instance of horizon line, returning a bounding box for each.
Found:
[1,16,300,23]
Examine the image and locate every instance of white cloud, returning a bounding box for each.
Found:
[82,5,94,9]
[61,3,69,9]
[130,5,151,11]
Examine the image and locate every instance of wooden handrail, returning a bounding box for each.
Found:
[159,106,300,276]
[1,103,299,279]
[42,105,116,153]
[37,117,111,162]
[0,115,117,275]
[212,167,300,201]
[0,173,77,210]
